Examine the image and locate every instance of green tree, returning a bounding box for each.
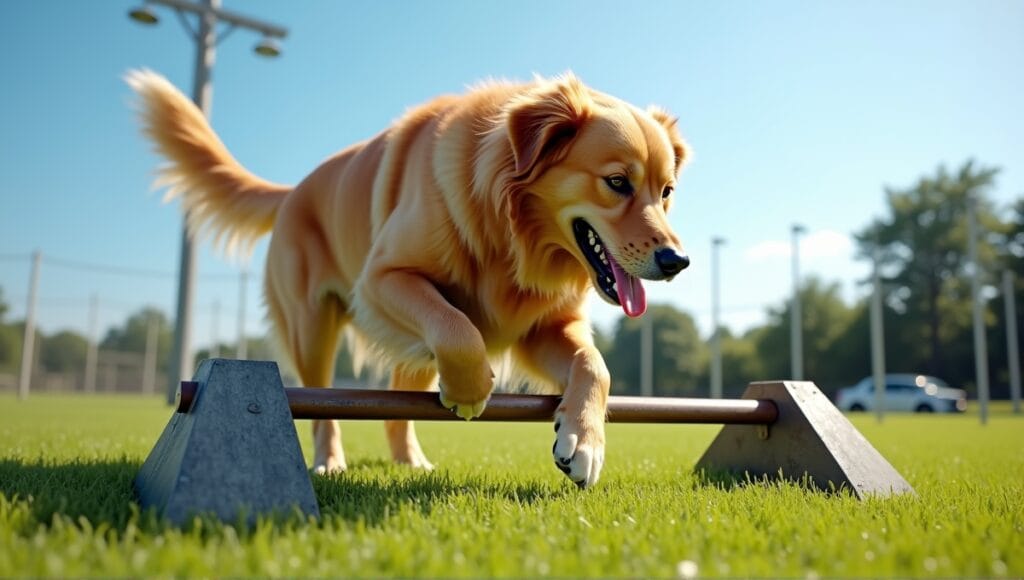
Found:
[695,327,765,396]
[102,307,172,373]
[193,342,235,365]
[855,160,1007,388]
[717,328,765,397]
[1003,199,1024,279]
[991,197,1024,392]
[40,330,89,372]
[0,326,18,373]
[0,287,20,373]
[604,304,708,396]
[592,324,612,356]
[750,277,859,392]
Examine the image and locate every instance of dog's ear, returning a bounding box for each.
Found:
[648,106,689,174]
[506,75,591,177]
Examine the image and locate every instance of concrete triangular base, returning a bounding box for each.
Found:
[695,381,914,498]
[135,359,319,525]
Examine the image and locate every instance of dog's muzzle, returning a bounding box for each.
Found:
[654,248,690,277]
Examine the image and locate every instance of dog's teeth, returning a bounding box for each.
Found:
[594,244,601,252]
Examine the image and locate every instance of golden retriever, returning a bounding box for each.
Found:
[128,70,689,488]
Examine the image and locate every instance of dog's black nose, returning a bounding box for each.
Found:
[655,248,690,276]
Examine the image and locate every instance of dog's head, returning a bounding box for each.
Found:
[501,75,689,318]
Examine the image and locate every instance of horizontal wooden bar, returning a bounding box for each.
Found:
[178,381,778,424]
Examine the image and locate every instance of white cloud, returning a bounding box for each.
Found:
[745,229,853,261]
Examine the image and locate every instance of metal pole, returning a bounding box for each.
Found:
[143,314,159,395]
[967,198,990,424]
[17,250,41,400]
[84,294,98,393]
[870,242,886,423]
[1004,270,1021,414]
[710,237,725,398]
[790,225,805,380]
[147,0,288,39]
[640,314,652,397]
[166,0,218,405]
[128,0,284,393]
[177,382,781,425]
[210,300,220,359]
[236,269,248,360]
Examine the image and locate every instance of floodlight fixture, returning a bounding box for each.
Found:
[253,37,281,58]
[128,4,160,25]
[123,0,287,405]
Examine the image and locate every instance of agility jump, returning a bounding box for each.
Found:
[137,359,914,525]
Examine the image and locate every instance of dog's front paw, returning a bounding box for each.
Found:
[436,352,494,420]
[552,411,605,489]
[439,389,488,420]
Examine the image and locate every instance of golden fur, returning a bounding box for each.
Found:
[128,70,689,487]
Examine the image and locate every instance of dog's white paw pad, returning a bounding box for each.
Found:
[552,415,604,489]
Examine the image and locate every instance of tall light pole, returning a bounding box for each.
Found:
[790,224,806,381]
[84,294,99,393]
[870,238,887,423]
[967,198,990,425]
[128,0,287,404]
[210,299,221,359]
[17,250,41,400]
[1003,270,1021,414]
[237,269,248,360]
[710,237,726,399]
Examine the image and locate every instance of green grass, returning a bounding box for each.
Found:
[1,394,1021,577]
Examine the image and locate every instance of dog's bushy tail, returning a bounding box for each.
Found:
[126,69,291,255]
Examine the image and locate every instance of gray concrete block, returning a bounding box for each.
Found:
[135,359,320,525]
[695,381,915,498]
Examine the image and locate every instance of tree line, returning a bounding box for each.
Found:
[602,161,1022,397]
[2,161,1021,398]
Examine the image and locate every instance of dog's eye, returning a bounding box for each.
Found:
[662,185,674,199]
[604,175,633,195]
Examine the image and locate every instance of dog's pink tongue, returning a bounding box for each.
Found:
[609,255,647,318]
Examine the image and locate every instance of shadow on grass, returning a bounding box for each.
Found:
[0,457,146,532]
[694,467,858,498]
[0,457,567,534]
[313,459,566,527]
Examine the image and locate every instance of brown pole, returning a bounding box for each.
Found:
[177,381,778,424]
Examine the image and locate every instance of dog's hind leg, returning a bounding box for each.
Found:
[301,295,350,475]
[269,281,350,475]
[385,366,436,470]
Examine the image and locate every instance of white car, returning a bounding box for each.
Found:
[835,374,967,413]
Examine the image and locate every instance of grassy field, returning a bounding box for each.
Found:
[0,393,1021,577]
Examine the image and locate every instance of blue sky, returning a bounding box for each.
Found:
[1,1,1022,349]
